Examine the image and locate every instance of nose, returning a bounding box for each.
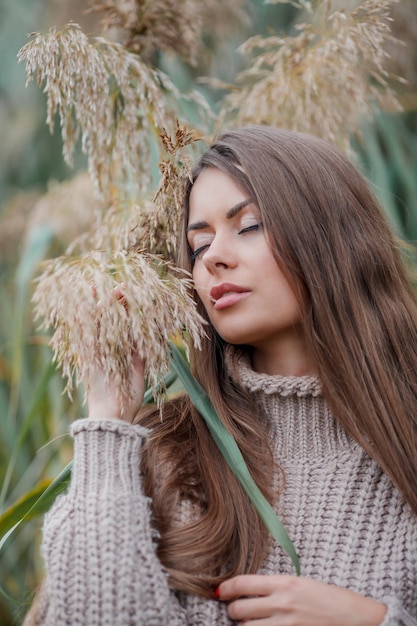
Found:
[202,233,237,273]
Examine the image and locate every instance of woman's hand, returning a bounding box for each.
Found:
[87,284,146,422]
[87,349,145,422]
[217,575,387,626]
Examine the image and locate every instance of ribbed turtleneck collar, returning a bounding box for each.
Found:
[224,346,358,461]
[225,346,322,398]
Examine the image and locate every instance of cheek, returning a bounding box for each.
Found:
[192,267,210,305]
[264,259,300,309]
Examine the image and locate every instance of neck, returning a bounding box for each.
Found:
[250,330,316,377]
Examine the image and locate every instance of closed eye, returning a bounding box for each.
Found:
[189,223,263,262]
[190,244,210,261]
[238,223,263,235]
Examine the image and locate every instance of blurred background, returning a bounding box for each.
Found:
[0,0,416,623]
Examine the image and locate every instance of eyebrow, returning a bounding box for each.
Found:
[187,199,253,232]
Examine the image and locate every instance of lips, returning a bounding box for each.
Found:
[210,283,249,301]
[209,283,251,310]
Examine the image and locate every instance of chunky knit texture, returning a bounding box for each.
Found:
[31,351,417,625]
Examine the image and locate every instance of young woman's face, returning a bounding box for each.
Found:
[187,167,306,371]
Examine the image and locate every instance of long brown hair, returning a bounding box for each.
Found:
[140,125,417,596]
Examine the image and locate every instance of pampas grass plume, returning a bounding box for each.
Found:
[32,250,206,412]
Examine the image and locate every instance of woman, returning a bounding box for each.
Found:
[25,126,417,625]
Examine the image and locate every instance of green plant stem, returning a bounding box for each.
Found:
[169,342,300,575]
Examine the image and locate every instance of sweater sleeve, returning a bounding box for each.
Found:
[35,418,187,626]
[380,597,417,626]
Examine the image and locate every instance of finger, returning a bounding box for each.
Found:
[227,596,284,622]
[218,574,294,601]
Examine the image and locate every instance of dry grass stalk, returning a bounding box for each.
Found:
[29,173,102,249]
[17,23,182,197]
[219,0,403,153]
[88,0,203,62]
[66,123,205,259]
[27,123,206,410]
[66,199,152,256]
[87,0,251,66]
[33,250,205,410]
[150,122,206,259]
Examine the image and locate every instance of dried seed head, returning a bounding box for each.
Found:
[17,23,182,197]
[65,123,206,260]
[67,199,153,255]
[150,122,206,259]
[87,0,251,66]
[33,249,206,410]
[219,0,402,154]
[29,173,102,250]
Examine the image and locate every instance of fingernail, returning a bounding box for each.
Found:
[214,586,221,600]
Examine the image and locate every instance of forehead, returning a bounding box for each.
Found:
[188,167,253,222]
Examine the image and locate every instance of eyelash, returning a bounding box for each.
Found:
[189,223,263,262]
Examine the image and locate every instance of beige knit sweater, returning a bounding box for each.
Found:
[31,353,417,625]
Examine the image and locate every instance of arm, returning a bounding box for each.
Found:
[33,417,187,626]
[28,347,187,626]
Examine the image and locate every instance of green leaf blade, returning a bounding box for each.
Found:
[169,343,300,575]
[0,461,72,554]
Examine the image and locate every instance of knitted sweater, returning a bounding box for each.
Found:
[31,353,417,625]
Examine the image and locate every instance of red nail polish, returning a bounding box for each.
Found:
[214,586,221,599]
